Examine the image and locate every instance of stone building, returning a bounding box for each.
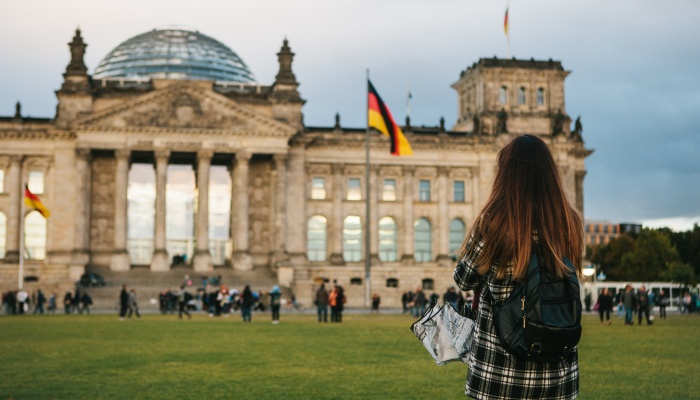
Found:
[0,28,591,307]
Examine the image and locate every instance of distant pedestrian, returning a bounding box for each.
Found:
[443,287,459,309]
[315,284,329,323]
[178,285,191,320]
[598,288,612,325]
[48,293,57,314]
[64,292,73,314]
[623,285,636,325]
[33,289,46,314]
[16,289,28,314]
[412,288,427,318]
[637,286,652,325]
[371,293,381,313]
[127,290,140,318]
[119,285,129,320]
[241,285,254,323]
[658,289,669,319]
[270,285,282,324]
[80,292,93,315]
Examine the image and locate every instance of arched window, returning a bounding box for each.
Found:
[343,215,362,262]
[422,278,434,291]
[414,218,432,263]
[518,87,527,105]
[24,210,46,260]
[0,212,6,258]
[449,219,466,257]
[536,88,545,106]
[499,86,508,105]
[379,216,397,262]
[307,215,327,261]
[386,278,399,288]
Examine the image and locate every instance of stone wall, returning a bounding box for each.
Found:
[89,155,116,267]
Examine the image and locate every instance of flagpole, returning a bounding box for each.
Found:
[364,68,371,308]
[18,182,24,290]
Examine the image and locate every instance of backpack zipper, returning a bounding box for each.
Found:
[521,296,526,328]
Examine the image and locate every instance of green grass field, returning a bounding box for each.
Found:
[1,313,698,399]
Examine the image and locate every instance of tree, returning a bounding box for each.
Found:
[662,261,696,287]
[619,229,680,281]
[668,224,700,278]
[591,235,635,280]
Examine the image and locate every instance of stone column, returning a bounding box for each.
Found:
[285,147,306,264]
[329,163,345,265]
[471,168,479,212]
[5,155,22,263]
[401,166,415,263]
[437,167,450,264]
[110,149,130,271]
[150,149,170,271]
[232,151,252,271]
[193,150,214,271]
[71,148,92,274]
[272,153,288,264]
[369,165,379,263]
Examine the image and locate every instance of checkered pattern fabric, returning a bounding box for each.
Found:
[453,238,579,400]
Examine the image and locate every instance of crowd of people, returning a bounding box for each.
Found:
[2,288,92,315]
[400,286,473,318]
[594,285,678,325]
[313,282,346,322]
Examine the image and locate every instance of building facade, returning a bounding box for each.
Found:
[0,28,591,307]
[584,220,621,246]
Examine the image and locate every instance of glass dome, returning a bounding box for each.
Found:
[93,28,255,83]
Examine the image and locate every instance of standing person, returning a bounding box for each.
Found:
[33,289,46,315]
[270,285,282,324]
[453,135,581,399]
[119,285,129,320]
[623,285,636,325]
[328,285,339,322]
[81,292,92,315]
[178,285,191,320]
[16,289,28,314]
[48,293,57,314]
[64,292,73,314]
[443,287,459,309]
[371,293,381,313]
[598,288,613,325]
[637,286,652,325]
[315,284,329,323]
[401,291,409,314]
[240,285,254,323]
[413,288,427,318]
[335,284,346,322]
[658,289,669,319]
[127,289,140,318]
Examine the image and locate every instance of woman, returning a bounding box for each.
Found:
[241,285,254,323]
[270,285,282,324]
[598,288,612,325]
[453,135,582,400]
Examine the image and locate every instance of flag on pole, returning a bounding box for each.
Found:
[368,80,413,156]
[504,7,510,38]
[24,185,50,218]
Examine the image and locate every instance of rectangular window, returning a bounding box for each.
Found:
[347,178,362,200]
[536,88,545,106]
[418,180,431,202]
[311,177,326,200]
[28,171,44,194]
[382,179,397,201]
[453,180,465,202]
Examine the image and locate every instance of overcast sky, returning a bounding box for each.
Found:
[1,0,698,230]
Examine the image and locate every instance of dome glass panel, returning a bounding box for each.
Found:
[93,28,255,83]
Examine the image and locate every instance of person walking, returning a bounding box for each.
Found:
[48,293,57,314]
[598,288,613,325]
[658,289,669,319]
[127,289,140,318]
[315,284,329,323]
[240,285,254,323]
[623,285,636,325]
[270,285,282,324]
[80,292,93,315]
[637,286,652,325]
[119,285,129,320]
[453,135,581,399]
[178,285,191,320]
[16,289,28,314]
[33,289,46,315]
[413,288,427,317]
[64,292,73,314]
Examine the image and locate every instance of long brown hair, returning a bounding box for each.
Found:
[459,134,582,279]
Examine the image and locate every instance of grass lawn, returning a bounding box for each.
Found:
[0,313,698,399]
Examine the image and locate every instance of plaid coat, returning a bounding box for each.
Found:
[453,239,579,400]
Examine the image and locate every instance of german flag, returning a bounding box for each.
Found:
[24,185,50,218]
[368,80,412,156]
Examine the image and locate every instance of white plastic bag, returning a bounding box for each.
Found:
[410,302,476,365]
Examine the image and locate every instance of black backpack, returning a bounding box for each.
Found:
[487,251,582,361]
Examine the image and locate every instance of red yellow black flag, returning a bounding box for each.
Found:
[367,80,413,156]
[24,185,50,218]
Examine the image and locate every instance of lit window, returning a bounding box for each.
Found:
[311,177,326,200]
[379,216,397,262]
[307,216,327,261]
[453,181,465,202]
[449,219,466,257]
[28,171,44,194]
[382,179,397,201]
[536,88,545,106]
[343,215,362,262]
[24,210,46,260]
[347,178,361,200]
[414,218,432,262]
[499,86,508,105]
[518,87,526,105]
[419,180,431,202]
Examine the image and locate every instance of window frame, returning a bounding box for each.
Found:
[453,180,465,203]
[346,177,362,201]
[310,177,327,200]
[418,179,431,202]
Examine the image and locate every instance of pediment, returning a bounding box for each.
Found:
[76,83,296,137]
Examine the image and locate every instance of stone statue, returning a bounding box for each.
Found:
[552,109,566,136]
[496,108,508,134]
[571,115,583,142]
[472,114,480,135]
[334,112,341,129]
[14,101,21,119]
[439,116,445,132]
